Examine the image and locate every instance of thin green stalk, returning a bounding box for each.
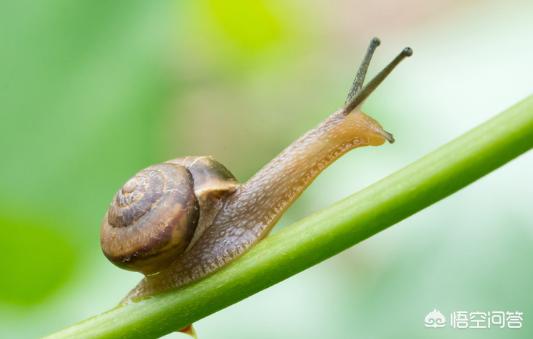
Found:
[46,95,533,339]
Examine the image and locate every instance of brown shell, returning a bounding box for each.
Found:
[100,156,238,274]
[101,163,199,274]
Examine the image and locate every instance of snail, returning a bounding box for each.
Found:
[100,38,412,302]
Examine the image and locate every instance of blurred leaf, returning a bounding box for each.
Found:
[0,0,175,235]
[204,0,285,53]
[0,0,176,321]
[0,215,76,306]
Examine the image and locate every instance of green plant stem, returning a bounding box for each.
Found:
[46,95,533,339]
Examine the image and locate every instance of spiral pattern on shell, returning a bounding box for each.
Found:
[100,163,199,274]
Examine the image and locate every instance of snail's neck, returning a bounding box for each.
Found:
[221,110,387,238]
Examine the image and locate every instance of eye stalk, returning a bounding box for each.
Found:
[343,38,413,115]
[345,37,381,104]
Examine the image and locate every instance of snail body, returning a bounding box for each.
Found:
[100,38,412,301]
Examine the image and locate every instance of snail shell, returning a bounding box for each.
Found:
[100,156,238,274]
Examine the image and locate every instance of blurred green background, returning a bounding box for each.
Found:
[1,0,532,338]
